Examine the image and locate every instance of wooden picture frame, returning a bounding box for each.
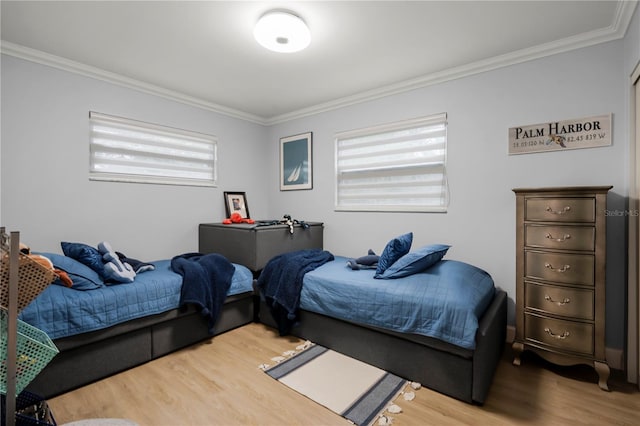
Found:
[280,132,313,191]
[223,191,250,219]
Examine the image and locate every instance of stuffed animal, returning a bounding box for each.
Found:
[222,212,255,224]
[346,249,380,270]
[97,241,136,283]
[19,242,53,269]
[18,242,72,287]
[281,214,309,234]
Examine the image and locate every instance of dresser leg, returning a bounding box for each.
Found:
[512,341,524,366]
[594,361,610,391]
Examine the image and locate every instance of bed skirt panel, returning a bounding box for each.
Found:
[293,309,476,402]
[472,290,507,403]
[26,328,152,398]
[259,289,507,404]
[151,292,254,357]
[26,292,255,398]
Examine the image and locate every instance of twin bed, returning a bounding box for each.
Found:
[19,244,506,405]
[19,253,255,398]
[258,252,506,404]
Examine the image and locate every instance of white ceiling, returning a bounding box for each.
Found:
[1,1,637,124]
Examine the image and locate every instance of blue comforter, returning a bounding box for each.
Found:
[171,253,235,334]
[300,257,495,349]
[18,259,254,340]
[257,249,334,335]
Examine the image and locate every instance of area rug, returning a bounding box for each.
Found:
[263,343,411,426]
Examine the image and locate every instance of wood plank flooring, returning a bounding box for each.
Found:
[48,323,639,425]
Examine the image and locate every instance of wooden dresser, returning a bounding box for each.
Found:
[512,186,612,390]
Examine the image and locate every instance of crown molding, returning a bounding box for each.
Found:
[0,41,267,125]
[265,0,638,125]
[1,1,636,127]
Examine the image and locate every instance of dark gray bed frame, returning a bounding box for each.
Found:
[25,292,255,399]
[259,289,507,404]
[27,287,506,405]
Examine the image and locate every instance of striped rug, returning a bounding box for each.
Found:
[264,344,407,426]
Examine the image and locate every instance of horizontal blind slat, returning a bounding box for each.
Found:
[338,128,446,149]
[89,111,217,186]
[335,113,448,212]
[91,138,214,160]
[91,126,214,151]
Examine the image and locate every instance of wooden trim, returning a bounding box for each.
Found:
[629,62,640,385]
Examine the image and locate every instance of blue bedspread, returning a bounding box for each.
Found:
[257,249,334,335]
[18,259,254,340]
[171,253,235,334]
[300,257,495,349]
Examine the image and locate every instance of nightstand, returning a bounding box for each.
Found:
[198,222,324,273]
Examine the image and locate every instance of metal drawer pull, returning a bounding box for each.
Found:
[544,262,571,272]
[546,206,571,215]
[545,233,571,242]
[544,294,571,305]
[544,327,570,339]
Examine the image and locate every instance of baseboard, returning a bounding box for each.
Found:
[504,325,623,370]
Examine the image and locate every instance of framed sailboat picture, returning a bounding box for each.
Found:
[280,132,313,191]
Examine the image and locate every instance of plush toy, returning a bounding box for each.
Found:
[98,241,136,283]
[115,251,155,274]
[18,242,72,287]
[346,249,380,270]
[222,212,255,225]
[281,214,309,234]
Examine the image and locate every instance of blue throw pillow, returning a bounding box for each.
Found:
[377,244,451,279]
[38,252,105,290]
[374,232,413,277]
[61,242,106,280]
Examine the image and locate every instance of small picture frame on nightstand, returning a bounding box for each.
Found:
[224,192,250,219]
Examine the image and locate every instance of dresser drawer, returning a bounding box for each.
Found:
[525,198,595,222]
[525,251,594,286]
[525,313,593,355]
[524,281,594,320]
[525,224,595,251]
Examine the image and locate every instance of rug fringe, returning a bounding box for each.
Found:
[259,340,421,426]
[257,340,315,370]
[371,380,422,426]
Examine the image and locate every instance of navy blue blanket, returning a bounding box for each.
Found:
[171,252,235,334]
[257,249,334,335]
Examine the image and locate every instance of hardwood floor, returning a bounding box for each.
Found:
[48,323,639,425]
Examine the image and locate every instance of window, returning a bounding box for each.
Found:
[89,111,217,187]
[335,113,448,212]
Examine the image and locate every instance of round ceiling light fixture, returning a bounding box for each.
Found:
[254,10,310,53]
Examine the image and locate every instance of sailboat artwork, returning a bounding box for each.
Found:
[287,163,303,183]
[280,132,313,191]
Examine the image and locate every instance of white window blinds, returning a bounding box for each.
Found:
[89,111,217,187]
[335,113,448,212]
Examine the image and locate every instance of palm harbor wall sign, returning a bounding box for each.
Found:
[508,114,611,155]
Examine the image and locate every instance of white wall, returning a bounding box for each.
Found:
[266,40,629,350]
[0,56,268,260]
[625,3,640,78]
[1,30,634,352]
